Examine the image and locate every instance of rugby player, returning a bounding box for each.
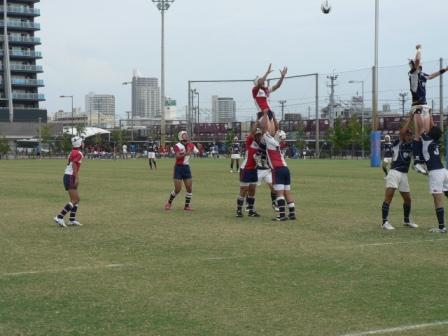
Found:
[382,135,393,177]
[420,114,448,233]
[381,114,417,230]
[230,136,241,173]
[409,44,448,174]
[165,131,199,211]
[147,139,157,170]
[53,136,84,228]
[236,129,262,218]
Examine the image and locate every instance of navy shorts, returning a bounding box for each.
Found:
[63,174,76,190]
[257,109,275,121]
[173,165,192,180]
[272,166,291,186]
[240,168,258,185]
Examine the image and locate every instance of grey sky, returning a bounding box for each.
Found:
[38,0,447,119]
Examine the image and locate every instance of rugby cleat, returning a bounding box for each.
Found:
[288,215,296,220]
[272,203,279,212]
[272,216,288,222]
[53,216,67,228]
[248,210,260,217]
[414,163,428,175]
[184,205,193,211]
[381,221,395,230]
[164,202,172,210]
[429,227,447,233]
[236,210,243,218]
[68,220,83,226]
[403,221,418,228]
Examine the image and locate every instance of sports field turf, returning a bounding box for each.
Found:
[0,158,447,336]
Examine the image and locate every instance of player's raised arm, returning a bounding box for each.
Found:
[255,63,273,87]
[399,112,414,140]
[271,66,288,93]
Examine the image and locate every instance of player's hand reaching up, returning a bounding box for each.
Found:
[280,66,288,78]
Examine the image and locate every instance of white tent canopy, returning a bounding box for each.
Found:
[63,126,111,138]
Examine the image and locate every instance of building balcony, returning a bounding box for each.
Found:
[0,20,40,31]
[0,35,41,45]
[0,49,42,59]
[8,64,43,72]
[0,92,45,101]
[0,107,47,123]
[1,79,44,87]
[0,5,40,16]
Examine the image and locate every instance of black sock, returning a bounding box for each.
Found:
[247,196,255,211]
[185,192,192,208]
[436,207,445,229]
[412,140,424,164]
[245,196,249,209]
[58,202,73,219]
[153,160,157,168]
[288,202,295,218]
[382,202,390,224]
[230,161,233,170]
[69,203,78,222]
[403,203,411,223]
[237,196,244,211]
[236,161,239,171]
[168,191,177,204]
[149,160,152,169]
[382,166,388,176]
[277,197,286,218]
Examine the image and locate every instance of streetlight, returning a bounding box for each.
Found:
[348,80,365,158]
[191,88,199,124]
[60,95,74,135]
[151,0,175,146]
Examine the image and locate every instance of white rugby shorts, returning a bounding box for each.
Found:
[428,168,448,194]
[147,152,156,159]
[257,169,272,185]
[231,154,241,160]
[383,157,392,164]
[385,169,410,193]
[411,104,431,118]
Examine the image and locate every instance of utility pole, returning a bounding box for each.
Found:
[399,92,407,116]
[278,100,287,121]
[327,74,338,128]
[440,58,444,132]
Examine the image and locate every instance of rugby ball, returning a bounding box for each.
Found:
[321,0,331,14]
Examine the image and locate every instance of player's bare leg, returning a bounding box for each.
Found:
[284,189,296,220]
[246,184,259,217]
[165,179,182,210]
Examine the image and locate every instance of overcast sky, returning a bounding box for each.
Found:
[38,0,447,119]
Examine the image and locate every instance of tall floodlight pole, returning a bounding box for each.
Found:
[440,58,444,132]
[152,0,174,146]
[60,95,74,135]
[349,80,365,158]
[373,0,379,131]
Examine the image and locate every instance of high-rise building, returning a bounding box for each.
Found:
[131,72,160,119]
[0,0,46,122]
[165,97,176,120]
[85,92,115,128]
[212,95,236,123]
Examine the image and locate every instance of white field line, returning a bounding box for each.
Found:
[338,320,448,336]
[352,238,448,248]
[0,263,128,278]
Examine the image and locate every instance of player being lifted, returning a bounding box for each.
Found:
[53,136,84,228]
[165,131,199,211]
[230,136,241,173]
[420,114,448,233]
[382,135,393,177]
[236,129,262,218]
[253,63,287,125]
[381,113,417,230]
[259,116,296,221]
[409,44,448,174]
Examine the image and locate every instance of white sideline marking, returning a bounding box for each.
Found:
[0,263,127,278]
[338,320,448,336]
[354,238,448,248]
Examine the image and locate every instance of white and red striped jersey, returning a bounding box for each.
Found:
[262,133,287,169]
[252,86,271,111]
[174,142,199,165]
[240,134,259,170]
[64,149,83,176]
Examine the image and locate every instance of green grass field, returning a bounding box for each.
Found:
[1,158,447,336]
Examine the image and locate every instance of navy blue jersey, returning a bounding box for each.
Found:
[383,141,393,158]
[231,142,241,154]
[390,139,413,173]
[422,133,444,171]
[255,141,269,169]
[409,68,429,105]
[148,143,155,152]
